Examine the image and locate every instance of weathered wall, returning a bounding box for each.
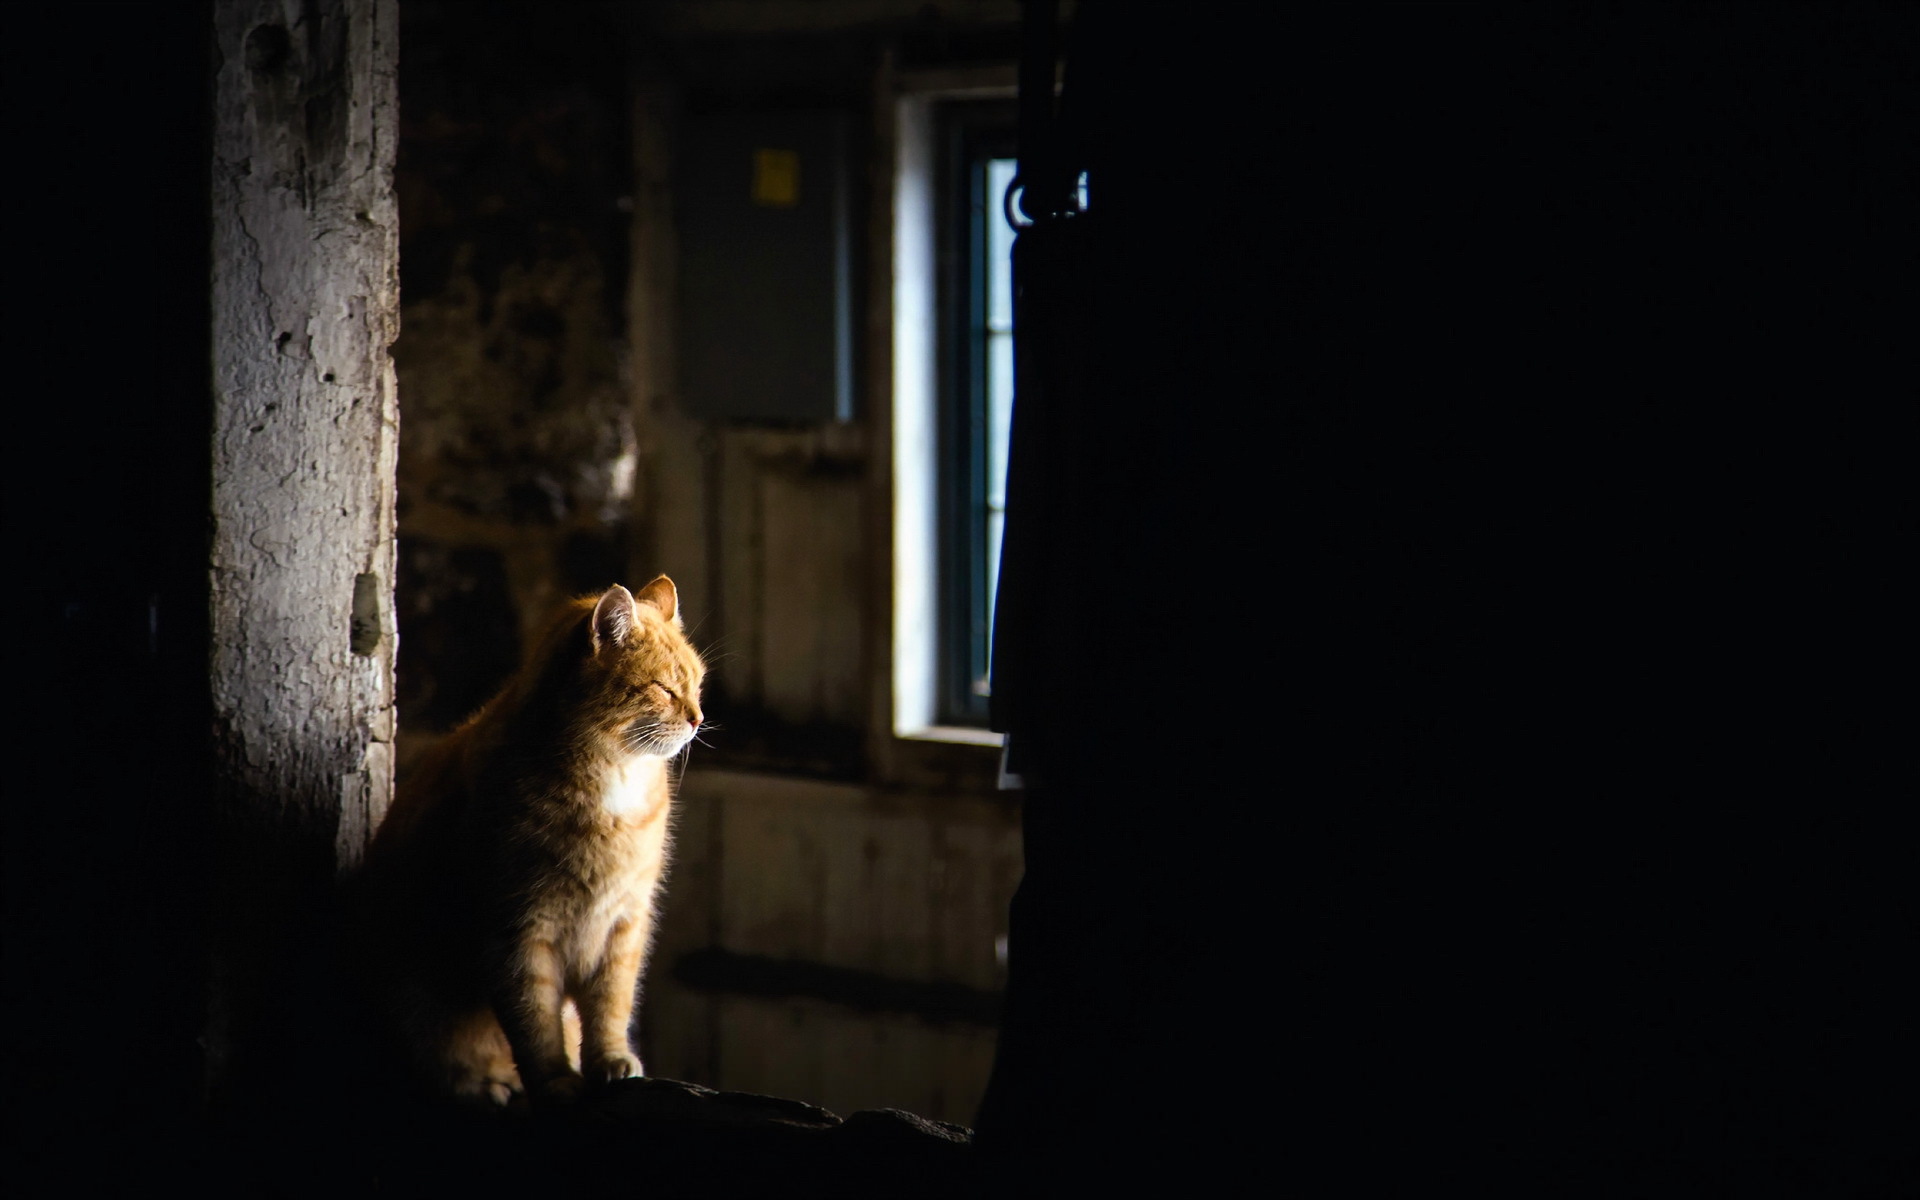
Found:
[392,0,636,762]
[619,6,1024,1127]
[647,771,1019,1123]
[390,1,1022,1126]
[208,0,399,1102]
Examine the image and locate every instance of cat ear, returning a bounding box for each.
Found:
[591,584,638,650]
[634,574,680,626]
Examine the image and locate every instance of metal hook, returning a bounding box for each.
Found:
[1003,173,1033,232]
[1004,170,1086,232]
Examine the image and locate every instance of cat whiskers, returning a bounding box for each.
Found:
[619,717,712,761]
[687,625,733,660]
[621,721,673,756]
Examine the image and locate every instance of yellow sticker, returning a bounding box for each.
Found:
[752,148,800,207]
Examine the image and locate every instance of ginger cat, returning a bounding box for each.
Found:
[357,576,705,1108]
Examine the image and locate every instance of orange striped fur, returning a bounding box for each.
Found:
[356,577,705,1108]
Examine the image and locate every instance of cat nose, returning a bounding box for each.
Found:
[688,714,702,728]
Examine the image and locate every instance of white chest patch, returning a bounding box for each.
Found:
[600,758,663,818]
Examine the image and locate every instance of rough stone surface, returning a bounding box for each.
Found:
[200,1076,979,1196]
[207,0,400,1104]
[391,0,637,775]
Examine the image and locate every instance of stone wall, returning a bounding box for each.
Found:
[390,1,1024,1127]
[393,0,636,756]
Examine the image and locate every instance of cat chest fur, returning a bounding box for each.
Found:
[511,763,673,963]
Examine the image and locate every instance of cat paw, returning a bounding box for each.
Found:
[585,1051,643,1085]
[451,1071,523,1110]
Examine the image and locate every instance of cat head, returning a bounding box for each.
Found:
[577,576,707,759]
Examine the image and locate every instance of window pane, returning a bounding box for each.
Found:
[986,158,1017,331]
[986,331,1013,512]
[983,158,1019,674]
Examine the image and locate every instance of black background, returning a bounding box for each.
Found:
[7,3,1916,1193]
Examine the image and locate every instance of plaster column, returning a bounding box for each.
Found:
[207,0,399,1106]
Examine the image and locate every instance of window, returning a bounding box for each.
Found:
[891,81,1017,744]
[937,109,1019,726]
[891,77,1085,745]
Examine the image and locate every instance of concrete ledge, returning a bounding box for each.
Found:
[191,1076,978,1197]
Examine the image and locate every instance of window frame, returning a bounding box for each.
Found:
[935,104,1019,728]
[885,69,1020,754]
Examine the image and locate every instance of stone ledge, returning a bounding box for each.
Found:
[193,1076,979,1197]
